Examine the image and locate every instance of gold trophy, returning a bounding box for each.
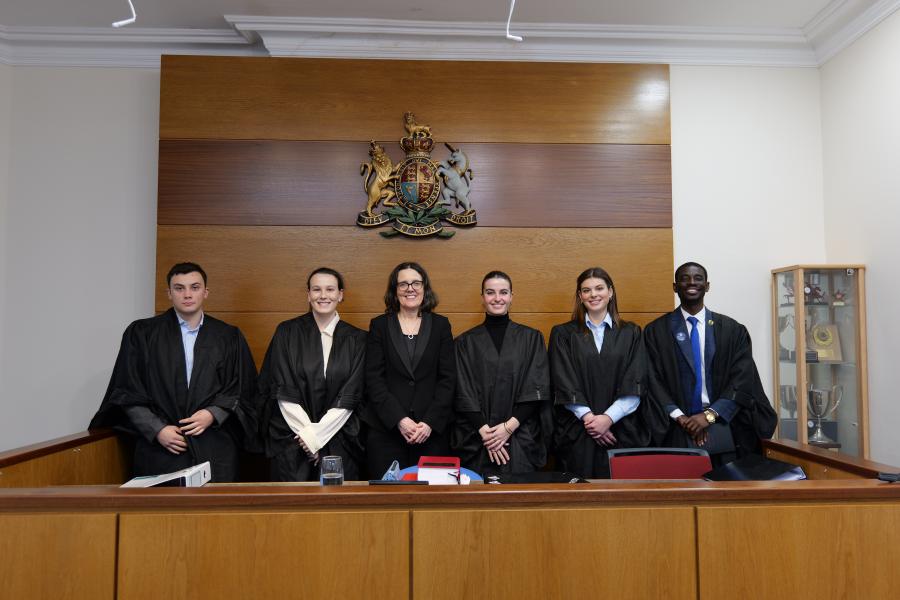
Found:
[807,385,843,445]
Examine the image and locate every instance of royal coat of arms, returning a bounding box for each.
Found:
[357,112,476,238]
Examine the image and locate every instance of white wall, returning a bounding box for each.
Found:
[0,67,159,452]
[0,64,10,386]
[820,10,900,466]
[670,66,827,398]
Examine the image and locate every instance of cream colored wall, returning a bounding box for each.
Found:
[820,10,900,466]
[670,65,827,403]
[0,64,10,386]
[0,67,159,451]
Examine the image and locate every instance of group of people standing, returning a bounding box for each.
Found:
[91,260,776,482]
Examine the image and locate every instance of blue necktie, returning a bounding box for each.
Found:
[687,316,703,415]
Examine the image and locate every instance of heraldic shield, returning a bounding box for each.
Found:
[357,112,476,238]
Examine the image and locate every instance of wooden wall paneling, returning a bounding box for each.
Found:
[698,504,900,599]
[118,510,409,600]
[413,507,696,600]
[156,226,674,314]
[160,57,670,144]
[0,435,129,488]
[214,311,662,367]
[158,140,671,228]
[0,513,117,600]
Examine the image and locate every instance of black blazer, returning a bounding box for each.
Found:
[363,312,456,434]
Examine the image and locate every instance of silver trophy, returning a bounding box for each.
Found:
[779,384,797,418]
[807,385,843,444]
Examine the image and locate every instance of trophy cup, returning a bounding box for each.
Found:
[779,384,797,418]
[807,385,843,445]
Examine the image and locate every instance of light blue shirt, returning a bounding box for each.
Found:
[565,313,640,423]
[177,311,204,387]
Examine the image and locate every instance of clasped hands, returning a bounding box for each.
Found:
[479,418,519,465]
[676,414,709,446]
[157,408,215,454]
[296,436,320,465]
[582,412,617,446]
[398,417,432,445]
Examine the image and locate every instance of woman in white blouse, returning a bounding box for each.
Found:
[257,267,367,481]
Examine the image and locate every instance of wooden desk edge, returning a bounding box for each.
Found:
[3,479,900,510]
[0,429,117,468]
[763,438,898,478]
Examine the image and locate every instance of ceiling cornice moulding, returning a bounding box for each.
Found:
[0,1,897,69]
[0,26,260,68]
[226,16,818,67]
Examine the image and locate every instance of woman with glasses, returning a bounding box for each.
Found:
[363,261,456,477]
[451,271,552,476]
[257,267,367,481]
[549,267,654,478]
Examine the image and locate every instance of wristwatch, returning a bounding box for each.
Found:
[703,408,718,424]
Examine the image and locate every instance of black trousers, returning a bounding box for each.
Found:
[365,427,449,479]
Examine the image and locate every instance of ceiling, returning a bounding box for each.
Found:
[0,1,841,30]
[0,0,897,68]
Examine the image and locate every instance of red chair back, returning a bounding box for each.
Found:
[608,448,712,480]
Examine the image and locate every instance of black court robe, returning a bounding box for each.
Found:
[643,309,777,459]
[549,320,661,479]
[256,313,366,481]
[89,309,257,482]
[451,321,552,474]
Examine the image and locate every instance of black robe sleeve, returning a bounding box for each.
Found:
[548,324,590,407]
[331,325,367,412]
[223,328,261,453]
[90,321,164,441]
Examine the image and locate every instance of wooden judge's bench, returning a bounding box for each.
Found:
[2,432,899,600]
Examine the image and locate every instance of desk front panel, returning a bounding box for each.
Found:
[698,503,900,600]
[118,510,409,600]
[413,506,696,600]
[0,512,117,600]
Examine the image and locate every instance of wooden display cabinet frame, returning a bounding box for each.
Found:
[771,264,869,457]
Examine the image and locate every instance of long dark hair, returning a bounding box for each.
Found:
[571,266,622,333]
[383,261,438,314]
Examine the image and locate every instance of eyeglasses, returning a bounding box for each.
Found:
[397,280,424,291]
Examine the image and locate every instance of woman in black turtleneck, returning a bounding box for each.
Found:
[451,271,552,475]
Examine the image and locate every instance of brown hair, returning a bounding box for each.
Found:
[571,267,622,333]
[481,270,512,292]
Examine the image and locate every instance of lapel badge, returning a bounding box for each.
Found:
[708,319,714,326]
[676,332,687,342]
[357,112,476,238]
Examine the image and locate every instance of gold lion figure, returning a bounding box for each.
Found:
[404,112,432,138]
[360,141,398,216]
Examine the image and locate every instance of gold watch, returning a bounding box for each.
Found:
[703,409,717,424]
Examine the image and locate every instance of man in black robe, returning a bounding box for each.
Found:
[644,262,776,465]
[451,271,552,475]
[89,262,257,482]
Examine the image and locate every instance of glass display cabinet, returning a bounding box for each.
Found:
[771,265,869,457]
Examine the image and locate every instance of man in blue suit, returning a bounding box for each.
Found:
[644,262,776,464]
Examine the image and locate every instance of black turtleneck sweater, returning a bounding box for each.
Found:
[462,314,538,429]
